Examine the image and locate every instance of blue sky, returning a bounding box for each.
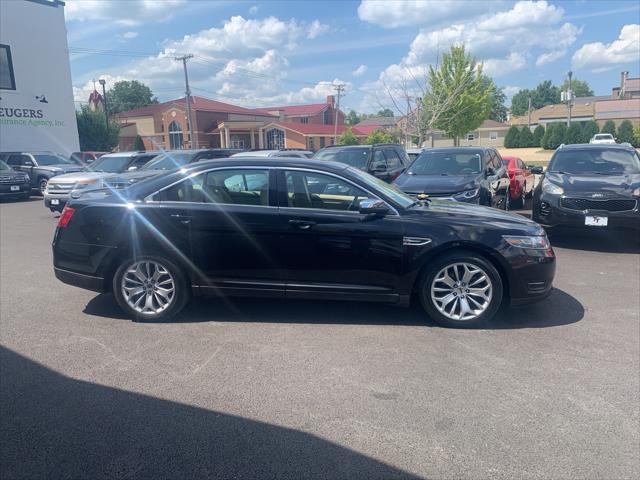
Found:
[65,0,640,114]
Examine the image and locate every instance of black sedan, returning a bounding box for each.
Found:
[532,144,640,230]
[394,147,511,210]
[53,158,555,328]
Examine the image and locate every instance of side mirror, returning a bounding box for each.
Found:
[530,166,544,175]
[127,166,138,171]
[23,161,34,167]
[358,198,389,216]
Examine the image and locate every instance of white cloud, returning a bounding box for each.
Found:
[536,50,565,66]
[307,20,330,39]
[483,53,527,76]
[503,86,522,99]
[352,64,368,77]
[65,0,186,26]
[357,0,488,29]
[73,74,129,104]
[118,31,139,40]
[249,5,259,15]
[572,24,640,72]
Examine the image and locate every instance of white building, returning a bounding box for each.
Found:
[0,0,79,155]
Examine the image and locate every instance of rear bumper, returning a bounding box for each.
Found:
[54,267,105,292]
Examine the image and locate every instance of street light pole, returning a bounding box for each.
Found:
[98,78,108,127]
[567,70,573,127]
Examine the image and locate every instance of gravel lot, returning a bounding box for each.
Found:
[1,198,639,479]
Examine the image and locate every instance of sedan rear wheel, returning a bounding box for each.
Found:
[113,256,189,322]
[418,252,503,328]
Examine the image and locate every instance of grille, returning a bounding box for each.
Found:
[47,183,74,191]
[561,197,637,212]
[0,175,25,184]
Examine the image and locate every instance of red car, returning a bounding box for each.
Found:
[502,155,535,209]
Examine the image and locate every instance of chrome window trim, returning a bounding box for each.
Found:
[143,165,400,215]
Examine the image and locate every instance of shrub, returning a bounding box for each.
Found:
[518,127,535,147]
[132,135,145,151]
[601,120,616,136]
[633,126,640,148]
[533,125,545,147]
[541,123,554,149]
[581,120,599,143]
[616,120,635,145]
[565,122,583,145]
[504,125,520,148]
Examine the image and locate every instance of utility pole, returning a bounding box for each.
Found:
[175,54,195,149]
[416,97,422,147]
[527,96,532,130]
[567,70,573,127]
[98,78,108,127]
[333,84,346,144]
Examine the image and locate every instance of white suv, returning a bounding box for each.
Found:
[589,133,616,144]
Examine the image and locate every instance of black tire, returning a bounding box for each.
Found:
[112,255,190,322]
[511,186,525,209]
[38,178,48,195]
[417,250,503,328]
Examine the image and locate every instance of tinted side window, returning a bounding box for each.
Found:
[157,169,268,206]
[285,170,375,211]
[491,151,503,170]
[396,148,410,165]
[382,148,401,170]
[370,149,388,171]
[483,153,493,170]
[6,155,22,166]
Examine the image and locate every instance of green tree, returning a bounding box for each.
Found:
[511,80,561,116]
[533,125,545,147]
[484,79,508,122]
[616,120,634,144]
[132,134,145,151]
[541,123,553,149]
[364,130,393,144]
[504,125,520,148]
[345,110,361,126]
[76,105,119,151]
[107,80,158,115]
[560,78,594,98]
[376,108,394,117]
[549,122,567,149]
[581,120,599,143]
[633,126,640,148]
[338,128,360,145]
[425,45,493,146]
[518,126,535,147]
[601,120,616,136]
[565,122,583,144]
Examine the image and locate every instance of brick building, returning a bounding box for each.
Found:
[115,95,347,151]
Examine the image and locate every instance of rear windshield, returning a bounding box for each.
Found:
[409,151,482,175]
[314,148,371,170]
[549,149,640,174]
[34,154,73,166]
[141,152,195,171]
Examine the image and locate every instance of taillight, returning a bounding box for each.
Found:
[58,206,76,228]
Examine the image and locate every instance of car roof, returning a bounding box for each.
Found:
[422,147,489,153]
[191,157,349,172]
[558,143,635,150]
[318,144,402,149]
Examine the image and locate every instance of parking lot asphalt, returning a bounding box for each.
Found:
[1,198,639,480]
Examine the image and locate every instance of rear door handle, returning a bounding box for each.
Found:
[289,219,315,230]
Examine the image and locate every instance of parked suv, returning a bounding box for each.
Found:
[44,151,159,212]
[0,152,85,194]
[70,151,109,165]
[314,144,409,182]
[394,147,511,209]
[0,159,31,200]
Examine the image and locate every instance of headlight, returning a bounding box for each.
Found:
[453,188,480,200]
[23,175,30,183]
[503,235,550,249]
[542,179,563,195]
[633,187,640,197]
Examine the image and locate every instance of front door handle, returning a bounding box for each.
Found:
[289,219,315,230]
[170,213,192,224]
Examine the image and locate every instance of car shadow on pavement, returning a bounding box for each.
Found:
[84,287,583,330]
[547,227,640,254]
[0,346,421,480]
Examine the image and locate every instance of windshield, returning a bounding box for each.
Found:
[315,148,371,170]
[549,149,640,175]
[34,154,73,166]
[409,151,482,175]
[0,160,11,171]
[141,152,194,171]
[88,155,133,173]
[347,167,415,209]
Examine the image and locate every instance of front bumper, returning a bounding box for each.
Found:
[44,191,71,211]
[534,193,640,230]
[505,246,556,305]
[0,183,30,196]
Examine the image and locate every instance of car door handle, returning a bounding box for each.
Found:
[289,219,315,230]
[170,213,192,224]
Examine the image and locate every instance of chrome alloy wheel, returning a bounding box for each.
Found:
[430,262,493,321]
[121,260,175,315]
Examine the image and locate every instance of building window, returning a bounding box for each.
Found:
[320,136,325,148]
[323,109,330,125]
[467,133,475,141]
[490,131,498,140]
[231,139,245,149]
[266,128,285,149]
[308,137,315,151]
[168,121,184,149]
[300,117,309,124]
[0,44,16,90]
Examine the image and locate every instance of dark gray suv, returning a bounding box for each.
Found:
[313,144,409,182]
[0,151,85,194]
